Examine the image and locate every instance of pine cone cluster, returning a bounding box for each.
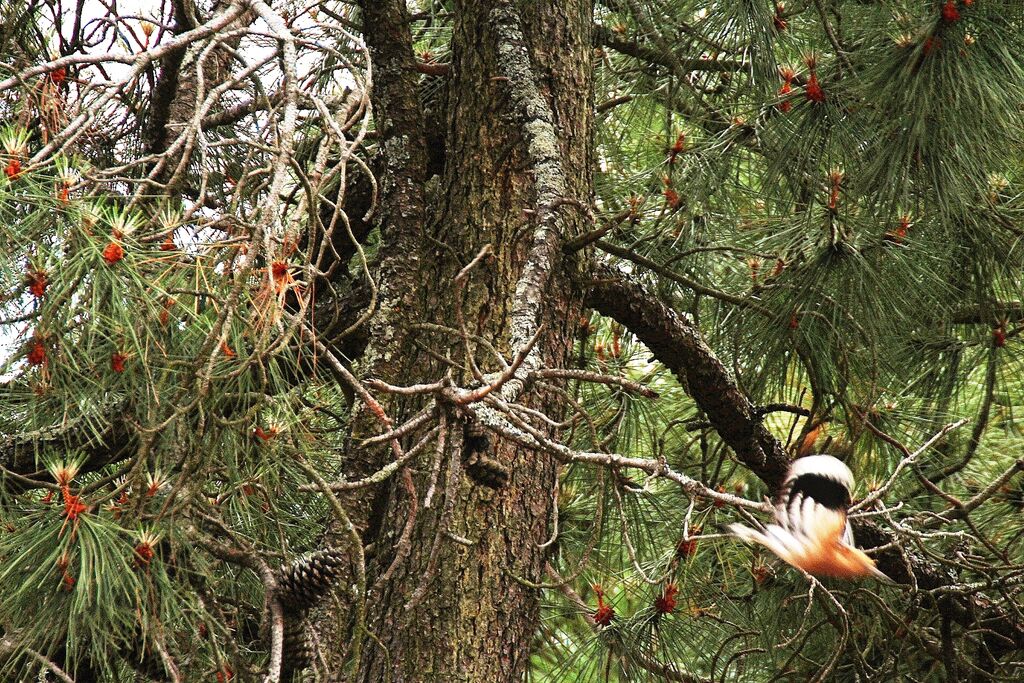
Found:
[276,548,347,614]
[275,548,347,677]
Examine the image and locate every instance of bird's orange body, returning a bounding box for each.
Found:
[780,517,882,579]
[792,544,881,579]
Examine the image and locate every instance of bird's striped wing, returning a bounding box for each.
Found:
[775,466,853,545]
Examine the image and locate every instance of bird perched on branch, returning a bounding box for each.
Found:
[728,455,891,581]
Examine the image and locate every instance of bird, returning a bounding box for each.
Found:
[728,454,891,581]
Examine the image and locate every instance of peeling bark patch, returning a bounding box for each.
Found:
[490,3,575,381]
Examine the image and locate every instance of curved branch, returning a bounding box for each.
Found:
[585,262,790,489]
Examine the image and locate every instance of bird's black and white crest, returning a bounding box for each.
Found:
[776,454,855,542]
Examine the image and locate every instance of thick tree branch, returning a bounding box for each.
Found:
[585,263,790,489]
[595,25,747,74]
[145,0,198,155]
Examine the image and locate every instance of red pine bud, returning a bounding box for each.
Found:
[27,341,46,366]
[941,0,960,23]
[804,74,825,103]
[27,270,48,298]
[102,242,125,264]
[111,352,127,373]
[654,583,679,614]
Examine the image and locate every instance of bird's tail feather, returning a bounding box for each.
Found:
[727,523,800,567]
[726,523,765,545]
[868,563,895,584]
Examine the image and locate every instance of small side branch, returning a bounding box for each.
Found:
[851,419,969,512]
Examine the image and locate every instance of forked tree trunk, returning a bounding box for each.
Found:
[334,1,594,680]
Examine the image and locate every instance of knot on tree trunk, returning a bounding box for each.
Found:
[462,418,510,489]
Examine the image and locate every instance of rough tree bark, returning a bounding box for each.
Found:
[313,1,594,681]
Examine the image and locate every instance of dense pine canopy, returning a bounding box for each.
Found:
[2,0,1023,681]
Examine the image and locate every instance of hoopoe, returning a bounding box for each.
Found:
[728,455,891,581]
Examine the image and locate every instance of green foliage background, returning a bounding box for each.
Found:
[1,0,1023,681]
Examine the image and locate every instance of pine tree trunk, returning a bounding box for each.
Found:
[318,1,594,680]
